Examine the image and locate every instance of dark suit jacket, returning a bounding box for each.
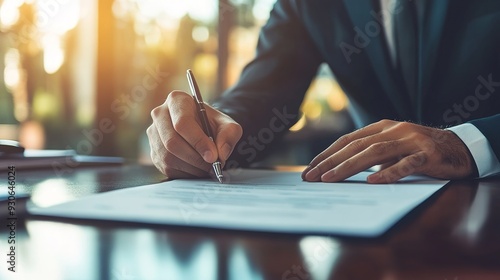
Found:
[214,0,500,166]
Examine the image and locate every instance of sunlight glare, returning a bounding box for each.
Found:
[253,0,275,21]
[299,236,341,280]
[0,0,23,28]
[145,25,162,46]
[31,178,76,207]
[192,26,210,43]
[42,35,65,74]
[4,48,21,89]
[187,0,217,23]
[162,0,188,20]
[35,0,80,34]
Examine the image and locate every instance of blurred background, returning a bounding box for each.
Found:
[0,0,354,165]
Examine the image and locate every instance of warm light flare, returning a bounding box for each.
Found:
[0,0,23,28]
[302,100,322,120]
[290,114,307,132]
[4,48,21,89]
[42,35,65,74]
[192,26,209,43]
[35,0,80,34]
[327,83,349,112]
[115,0,218,23]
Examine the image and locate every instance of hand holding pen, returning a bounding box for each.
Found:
[146,70,243,181]
[187,70,224,182]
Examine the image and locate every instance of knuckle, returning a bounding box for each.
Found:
[384,172,399,183]
[189,153,211,170]
[164,137,180,152]
[166,91,185,107]
[379,172,395,183]
[347,139,365,152]
[318,157,335,173]
[395,121,413,130]
[341,159,354,170]
[398,161,414,174]
[370,141,396,155]
[309,154,326,166]
[378,119,388,125]
[167,90,187,100]
[409,153,427,167]
[421,139,436,152]
[369,142,385,155]
[378,119,394,126]
[150,106,163,120]
[336,135,351,147]
[158,150,170,164]
[407,131,420,140]
[146,125,154,137]
[227,122,243,138]
[172,116,191,134]
[191,136,208,153]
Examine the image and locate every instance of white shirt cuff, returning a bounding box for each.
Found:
[447,123,500,178]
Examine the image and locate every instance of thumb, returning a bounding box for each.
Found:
[213,115,243,162]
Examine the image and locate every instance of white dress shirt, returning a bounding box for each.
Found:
[379,0,500,177]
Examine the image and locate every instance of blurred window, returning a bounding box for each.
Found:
[0,0,351,164]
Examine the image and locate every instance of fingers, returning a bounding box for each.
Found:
[302,120,474,184]
[147,123,209,178]
[320,139,414,182]
[311,120,394,164]
[304,125,403,181]
[147,90,243,179]
[302,120,395,179]
[153,106,212,171]
[166,91,219,163]
[367,152,427,184]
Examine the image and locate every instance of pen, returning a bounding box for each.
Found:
[186,69,224,183]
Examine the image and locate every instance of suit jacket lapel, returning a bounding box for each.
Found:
[343,0,413,120]
[419,0,450,119]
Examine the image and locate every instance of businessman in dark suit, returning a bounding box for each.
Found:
[147,0,500,183]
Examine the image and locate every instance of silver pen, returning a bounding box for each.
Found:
[186,69,224,183]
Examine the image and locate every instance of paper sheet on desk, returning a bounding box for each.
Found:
[29,170,448,237]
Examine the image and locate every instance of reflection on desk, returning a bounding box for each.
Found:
[0,165,499,280]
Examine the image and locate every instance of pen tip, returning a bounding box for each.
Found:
[212,162,224,183]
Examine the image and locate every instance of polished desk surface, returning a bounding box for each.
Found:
[2,165,500,280]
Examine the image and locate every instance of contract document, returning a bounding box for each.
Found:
[29,170,448,236]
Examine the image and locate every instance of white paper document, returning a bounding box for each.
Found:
[29,170,448,236]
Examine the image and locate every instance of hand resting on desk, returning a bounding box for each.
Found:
[302,120,475,184]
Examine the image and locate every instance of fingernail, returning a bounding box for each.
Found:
[321,169,336,182]
[305,167,321,181]
[203,151,214,163]
[367,173,380,184]
[301,165,313,180]
[220,143,232,161]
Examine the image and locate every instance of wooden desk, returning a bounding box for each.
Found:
[2,165,500,279]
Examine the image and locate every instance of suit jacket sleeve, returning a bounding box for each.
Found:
[470,114,500,162]
[213,0,323,167]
